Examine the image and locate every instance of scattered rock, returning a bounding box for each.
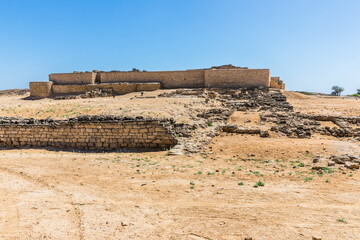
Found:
[312,236,322,240]
[327,161,336,166]
[311,166,324,171]
[312,155,360,171]
[345,161,360,170]
[260,130,270,138]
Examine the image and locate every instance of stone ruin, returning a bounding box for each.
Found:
[29,65,286,98]
[4,84,360,171]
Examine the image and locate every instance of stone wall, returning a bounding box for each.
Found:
[99,70,205,88]
[270,77,285,89]
[31,67,276,98]
[0,116,177,150]
[49,72,96,85]
[204,69,270,88]
[52,82,160,95]
[29,82,53,98]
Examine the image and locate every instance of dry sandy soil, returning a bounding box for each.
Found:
[0,90,359,240]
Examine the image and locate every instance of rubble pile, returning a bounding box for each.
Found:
[312,155,360,171]
[261,113,360,139]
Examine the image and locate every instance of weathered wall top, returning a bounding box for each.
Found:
[49,72,96,85]
[0,115,175,126]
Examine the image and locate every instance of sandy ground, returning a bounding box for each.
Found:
[0,91,359,239]
[284,91,360,116]
[0,91,214,124]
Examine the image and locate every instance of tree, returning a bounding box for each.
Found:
[357,89,360,95]
[331,86,344,96]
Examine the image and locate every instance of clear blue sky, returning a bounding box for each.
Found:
[1,0,359,94]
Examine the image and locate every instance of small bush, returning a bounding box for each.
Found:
[337,218,347,223]
[304,177,313,182]
[253,181,265,188]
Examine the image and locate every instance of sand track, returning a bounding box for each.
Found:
[0,167,83,239]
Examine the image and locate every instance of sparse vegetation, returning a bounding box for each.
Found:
[252,171,263,176]
[297,162,305,167]
[253,181,265,188]
[352,89,360,96]
[337,218,347,224]
[304,177,313,182]
[331,86,345,96]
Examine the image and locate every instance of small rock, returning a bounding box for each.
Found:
[311,166,324,171]
[347,155,357,160]
[345,161,359,170]
[260,130,270,138]
[313,157,320,163]
[353,158,360,164]
[327,161,336,166]
[312,236,322,240]
[331,155,350,164]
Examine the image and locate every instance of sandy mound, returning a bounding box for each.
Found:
[282,90,312,100]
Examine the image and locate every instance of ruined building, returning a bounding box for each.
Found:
[29,65,285,98]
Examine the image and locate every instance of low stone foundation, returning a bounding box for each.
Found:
[52,82,160,95]
[29,82,160,98]
[0,116,177,150]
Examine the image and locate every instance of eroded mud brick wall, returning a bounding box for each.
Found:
[0,117,177,150]
[99,70,205,88]
[49,72,96,85]
[204,69,270,88]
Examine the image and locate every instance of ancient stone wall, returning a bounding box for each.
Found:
[204,69,270,88]
[0,116,177,150]
[49,72,96,85]
[270,77,285,89]
[31,67,277,98]
[52,82,160,95]
[99,70,205,88]
[29,82,53,98]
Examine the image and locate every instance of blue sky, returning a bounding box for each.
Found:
[0,0,359,94]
